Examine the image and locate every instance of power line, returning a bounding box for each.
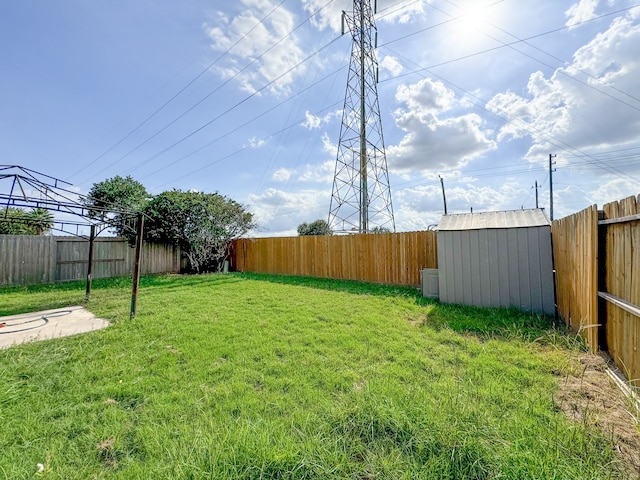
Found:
[379,43,640,186]
[444,0,640,106]
[79,0,337,186]
[121,36,342,178]
[437,0,640,113]
[141,65,348,186]
[152,100,345,190]
[73,0,291,183]
[380,4,640,85]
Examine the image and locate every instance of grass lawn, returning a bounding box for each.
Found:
[0,273,628,479]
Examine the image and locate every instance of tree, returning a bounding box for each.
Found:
[0,207,54,235]
[28,208,54,235]
[370,226,391,234]
[297,219,333,236]
[143,190,254,273]
[82,175,149,236]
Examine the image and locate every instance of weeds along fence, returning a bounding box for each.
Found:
[0,235,181,287]
[230,231,437,286]
[553,195,640,385]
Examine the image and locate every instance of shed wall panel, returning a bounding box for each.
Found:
[519,229,532,311]
[507,229,521,308]
[463,230,473,305]
[437,224,554,315]
[527,228,542,310]
[477,229,491,307]
[540,226,555,314]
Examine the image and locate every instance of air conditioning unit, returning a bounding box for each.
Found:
[420,269,439,299]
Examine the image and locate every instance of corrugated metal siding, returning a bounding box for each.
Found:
[437,225,554,315]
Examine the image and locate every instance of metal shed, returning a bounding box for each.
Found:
[437,209,555,315]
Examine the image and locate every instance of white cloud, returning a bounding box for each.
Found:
[588,176,640,206]
[565,0,599,30]
[389,180,530,231]
[301,0,426,34]
[204,0,306,95]
[320,132,337,154]
[245,136,265,148]
[486,9,640,166]
[375,0,426,25]
[301,109,341,130]
[247,187,329,235]
[387,78,496,172]
[379,55,403,77]
[272,168,292,182]
[302,111,322,129]
[298,160,335,183]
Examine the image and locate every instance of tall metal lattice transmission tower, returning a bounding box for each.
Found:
[328,0,395,234]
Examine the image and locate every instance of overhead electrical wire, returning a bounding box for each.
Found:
[434,0,640,113]
[123,35,342,178]
[253,41,350,200]
[375,0,427,19]
[379,4,640,81]
[152,99,345,190]
[79,0,338,186]
[141,64,348,186]
[442,0,640,106]
[68,0,639,223]
[73,0,291,183]
[378,8,640,187]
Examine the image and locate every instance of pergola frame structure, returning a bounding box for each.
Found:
[0,165,145,319]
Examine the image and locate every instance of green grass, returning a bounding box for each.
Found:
[0,273,625,479]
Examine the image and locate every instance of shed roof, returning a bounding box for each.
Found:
[438,209,550,231]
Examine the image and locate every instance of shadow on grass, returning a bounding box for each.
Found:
[235,272,582,348]
[1,271,583,349]
[234,271,430,301]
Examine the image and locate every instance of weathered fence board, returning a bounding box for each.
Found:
[1,236,181,287]
[0,235,57,286]
[230,231,437,286]
[551,205,599,352]
[602,195,639,384]
[552,194,640,385]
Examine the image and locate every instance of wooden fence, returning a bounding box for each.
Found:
[552,195,640,385]
[230,231,437,286]
[552,205,599,351]
[0,235,181,287]
[601,196,640,385]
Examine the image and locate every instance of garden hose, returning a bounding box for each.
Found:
[0,310,73,334]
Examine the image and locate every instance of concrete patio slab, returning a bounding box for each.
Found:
[0,306,110,349]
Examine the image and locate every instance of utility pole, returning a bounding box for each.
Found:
[439,175,448,215]
[532,180,540,208]
[549,154,556,220]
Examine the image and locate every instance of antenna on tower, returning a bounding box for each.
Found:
[328,0,395,234]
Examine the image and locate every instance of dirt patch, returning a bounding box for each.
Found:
[554,352,640,478]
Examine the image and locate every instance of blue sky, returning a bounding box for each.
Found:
[2,0,639,236]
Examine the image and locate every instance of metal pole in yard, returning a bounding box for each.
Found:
[130,213,144,320]
[85,224,95,300]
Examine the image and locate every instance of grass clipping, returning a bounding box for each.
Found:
[554,352,640,476]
